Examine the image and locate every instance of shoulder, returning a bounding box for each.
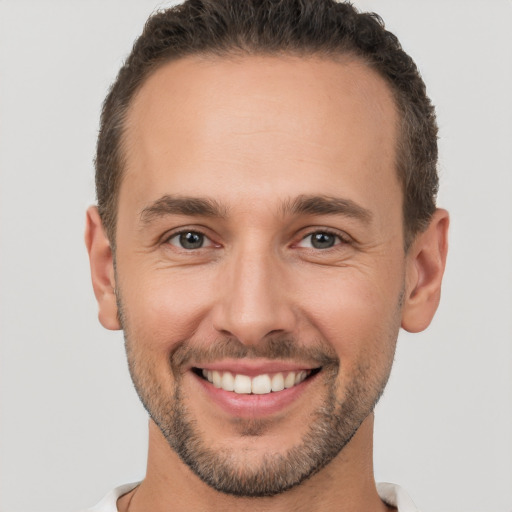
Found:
[377,482,421,512]
[82,481,416,511]
[78,482,140,512]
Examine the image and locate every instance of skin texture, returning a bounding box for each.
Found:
[86,55,449,511]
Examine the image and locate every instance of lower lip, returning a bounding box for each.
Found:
[192,371,319,418]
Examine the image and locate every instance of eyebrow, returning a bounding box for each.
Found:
[282,194,373,223]
[139,193,372,225]
[140,195,228,224]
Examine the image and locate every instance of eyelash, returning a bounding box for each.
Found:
[295,229,350,250]
[165,229,215,250]
[164,227,351,252]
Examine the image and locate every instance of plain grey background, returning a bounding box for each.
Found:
[1,1,511,511]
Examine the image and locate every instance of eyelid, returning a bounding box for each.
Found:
[160,225,352,250]
[163,227,219,249]
[294,228,352,248]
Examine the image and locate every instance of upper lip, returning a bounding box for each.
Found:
[190,359,320,377]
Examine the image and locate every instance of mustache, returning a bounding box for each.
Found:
[170,335,340,372]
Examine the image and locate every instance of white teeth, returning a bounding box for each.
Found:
[295,371,307,385]
[221,371,235,391]
[233,374,252,394]
[200,369,313,394]
[252,374,272,394]
[212,370,222,388]
[271,373,285,392]
[284,372,296,388]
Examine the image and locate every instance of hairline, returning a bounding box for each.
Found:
[107,50,422,254]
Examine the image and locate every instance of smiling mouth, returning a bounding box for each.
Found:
[192,367,321,395]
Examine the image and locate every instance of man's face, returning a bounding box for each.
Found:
[113,55,406,495]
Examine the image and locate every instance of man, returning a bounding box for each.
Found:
[85,0,449,510]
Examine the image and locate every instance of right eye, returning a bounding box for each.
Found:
[166,231,214,250]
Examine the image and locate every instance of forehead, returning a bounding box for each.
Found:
[120,55,400,219]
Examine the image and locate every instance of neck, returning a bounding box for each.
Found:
[118,414,394,512]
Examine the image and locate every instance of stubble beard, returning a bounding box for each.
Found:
[155,363,383,497]
[117,294,400,497]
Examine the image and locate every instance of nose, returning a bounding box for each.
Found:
[212,245,297,346]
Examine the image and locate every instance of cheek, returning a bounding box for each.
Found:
[118,267,218,353]
[298,272,401,404]
[295,266,403,361]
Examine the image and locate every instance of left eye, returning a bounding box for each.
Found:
[297,231,342,249]
[167,231,214,250]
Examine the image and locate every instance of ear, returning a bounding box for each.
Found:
[401,209,449,333]
[84,206,121,330]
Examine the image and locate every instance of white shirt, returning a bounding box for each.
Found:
[84,481,420,511]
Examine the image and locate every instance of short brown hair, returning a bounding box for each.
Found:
[96,0,438,250]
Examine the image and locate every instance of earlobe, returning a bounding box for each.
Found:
[85,206,121,330]
[401,209,449,333]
